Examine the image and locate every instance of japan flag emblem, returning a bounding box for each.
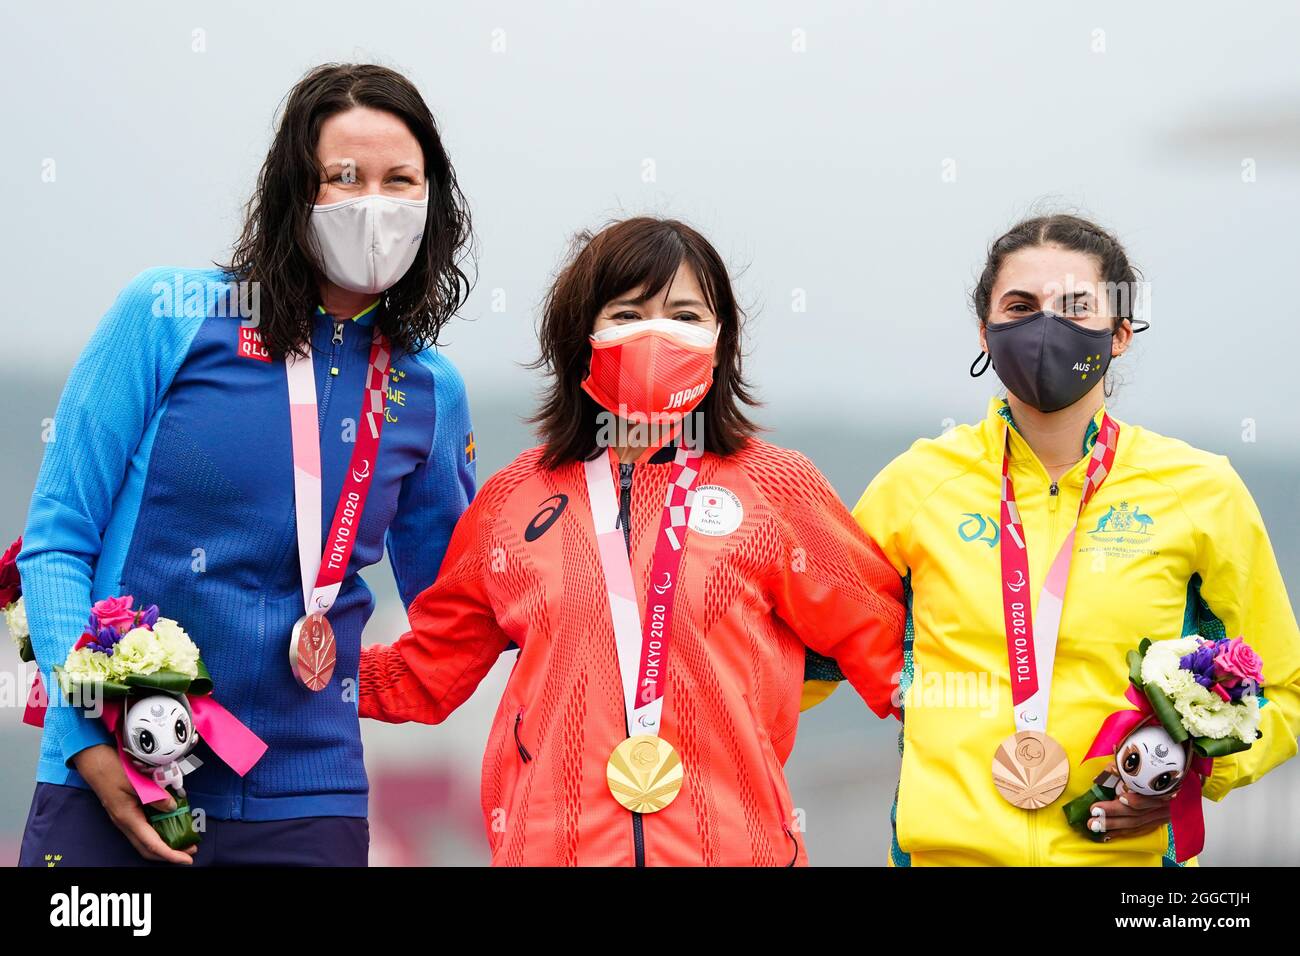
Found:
[688,485,743,537]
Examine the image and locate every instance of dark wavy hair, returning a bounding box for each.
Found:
[224,63,473,357]
[529,217,760,467]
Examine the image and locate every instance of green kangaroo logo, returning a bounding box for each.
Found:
[1090,505,1117,533]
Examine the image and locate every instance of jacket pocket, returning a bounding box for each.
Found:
[743,694,800,867]
[513,705,533,763]
[481,698,526,855]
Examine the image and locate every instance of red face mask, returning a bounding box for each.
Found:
[580,318,717,424]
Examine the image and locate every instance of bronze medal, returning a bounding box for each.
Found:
[289,612,336,692]
[992,730,1069,809]
[606,734,684,814]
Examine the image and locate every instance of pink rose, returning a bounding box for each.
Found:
[1214,636,1264,685]
[91,595,136,631]
[0,537,21,608]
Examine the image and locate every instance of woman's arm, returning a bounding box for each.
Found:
[1185,458,1300,799]
[20,268,203,765]
[361,488,511,724]
[763,451,906,720]
[384,349,476,608]
[19,267,206,864]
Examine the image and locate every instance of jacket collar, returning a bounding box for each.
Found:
[316,299,380,327]
[585,439,688,468]
[983,396,1111,484]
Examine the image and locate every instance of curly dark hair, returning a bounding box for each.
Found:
[224,63,473,357]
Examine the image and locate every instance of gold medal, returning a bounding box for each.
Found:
[606,735,683,813]
[992,730,1069,809]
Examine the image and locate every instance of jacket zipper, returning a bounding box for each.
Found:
[319,321,344,419]
[744,694,800,866]
[615,462,646,868]
[514,706,532,762]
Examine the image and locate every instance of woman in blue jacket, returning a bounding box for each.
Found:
[17,63,476,866]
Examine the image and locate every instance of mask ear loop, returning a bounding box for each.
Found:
[1129,318,1150,334]
[970,351,992,377]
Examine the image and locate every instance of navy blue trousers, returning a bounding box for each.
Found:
[18,783,369,867]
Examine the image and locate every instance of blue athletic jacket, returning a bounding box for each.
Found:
[19,267,475,820]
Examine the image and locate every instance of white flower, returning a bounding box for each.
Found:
[107,627,167,681]
[5,596,28,646]
[1158,667,1202,703]
[1229,694,1262,744]
[1140,636,1202,696]
[152,617,200,679]
[1175,691,1235,739]
[62,646,113,683]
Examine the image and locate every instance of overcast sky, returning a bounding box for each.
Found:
[2,0,1297,449]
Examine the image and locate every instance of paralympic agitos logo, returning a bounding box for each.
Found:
[524,494,568,541]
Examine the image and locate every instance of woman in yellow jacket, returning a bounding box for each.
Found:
[853,214,1299,866]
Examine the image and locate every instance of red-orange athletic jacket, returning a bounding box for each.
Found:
[360,438,905,866]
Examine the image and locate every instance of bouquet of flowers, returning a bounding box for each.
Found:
[56,595,266,850]
[1,535,48,728]
[1063,634,1264,862]
[1,537,30,663]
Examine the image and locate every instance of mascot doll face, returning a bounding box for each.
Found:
[122,694,197,767]
[1117,724,1188,796]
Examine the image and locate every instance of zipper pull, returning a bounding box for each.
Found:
[514,707,532,763]
[332,321,345,345]
[783,823,799,867]
[616,464,634,533]
[1049,481,1059,496]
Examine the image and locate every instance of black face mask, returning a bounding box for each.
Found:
[971,311,1113,413]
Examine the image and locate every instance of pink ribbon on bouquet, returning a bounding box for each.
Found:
[23,672,47,728]
[1083,683,1212,863]
[101,695,268,804]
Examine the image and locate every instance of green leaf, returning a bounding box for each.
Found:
[1143,683,1189,743]
[189,658,212,696]
[1063,783,1114,828]
[124,670,195,694]
[53,666,133,702]
[1193,735,1253,759]
[1126,649,1145,688]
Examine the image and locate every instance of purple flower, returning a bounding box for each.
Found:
[136,604,160,629]
[84,625,123,656]
[1180,642,1218,688]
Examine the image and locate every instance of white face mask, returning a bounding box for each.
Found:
[307,192,428,295]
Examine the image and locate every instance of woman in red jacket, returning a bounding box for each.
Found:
[360,217,905,866]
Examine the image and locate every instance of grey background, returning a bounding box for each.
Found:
[0,0,1296,864]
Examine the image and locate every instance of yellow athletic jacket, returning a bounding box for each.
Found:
[852,397,1300,866]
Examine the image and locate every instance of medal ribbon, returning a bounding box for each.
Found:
[584,446,703,736]
[285,326,391,616]
[1000,413,1119,732]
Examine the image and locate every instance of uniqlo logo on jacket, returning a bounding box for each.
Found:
[238,325,271,363]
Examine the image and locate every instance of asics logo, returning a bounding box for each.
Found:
[524,494,568,542]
